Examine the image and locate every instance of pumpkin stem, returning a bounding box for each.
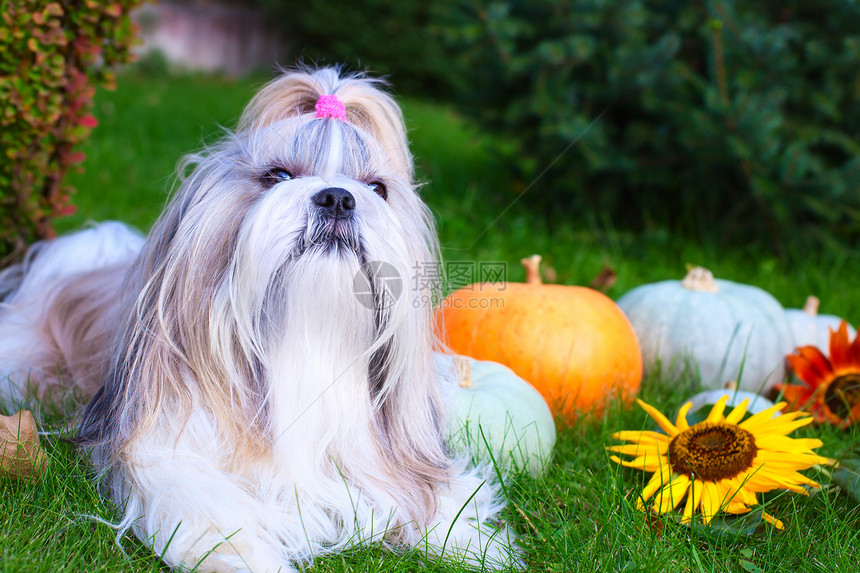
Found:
[521,254,543,285]
[454,356,472,388]
[681,266,719,293]
[802,295,820,316]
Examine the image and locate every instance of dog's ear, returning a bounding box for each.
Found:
[238,67,414,180]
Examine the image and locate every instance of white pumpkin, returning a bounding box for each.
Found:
[617,267,794,392]
[436,353,556,476]
[785,295,856,350]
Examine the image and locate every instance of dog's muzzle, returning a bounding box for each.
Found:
[313,187,355,221]
[301,187,362,256]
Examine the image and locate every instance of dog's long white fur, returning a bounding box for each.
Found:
[0,68,520,572]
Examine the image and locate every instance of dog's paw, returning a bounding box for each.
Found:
[184,545,296,573]
[454,531,524,571]
[421,522,523,571]
[166,528,296,573]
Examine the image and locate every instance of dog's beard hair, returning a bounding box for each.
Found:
[264,255,442,535]
[1,67,519,571]
[300,210,361,256]
[232,149,449,529]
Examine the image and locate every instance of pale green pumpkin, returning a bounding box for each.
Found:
[785,295,856,350]
[436,353,556,476]
[617,267,794,392]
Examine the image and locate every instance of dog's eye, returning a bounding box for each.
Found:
[368,181,387,201]
[261,168,293,186]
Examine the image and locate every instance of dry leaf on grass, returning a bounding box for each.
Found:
[1,410,48,481]
[588,264,617,292]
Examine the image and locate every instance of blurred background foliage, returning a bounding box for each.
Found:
[251,0,860,256]
[0,0,142,263]
[6,0,860,261]
[248,0,459,97]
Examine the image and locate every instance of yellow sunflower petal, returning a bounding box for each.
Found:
[724,477,758,506]
[637,399,680,436]
[611,430,671,444]
[775,471,821,491]
[675,402,693,431]
[705,395,730,423]
[637,466,674,509]
[750,467,820,493]
[762,512,784,530]
[609,455,665,472]
[754,435,821,454]
[738,469,785,493]
[739,402,788,430]
[681,478,704,523]
[752,461,822,484]
[723,398,749,424]
[653,474,691,514]
[754,452,831,472]
[789,438,825,450]
[606,442,667,457]
[724,500,753,514]
[753,414,815,436]
[700,481,723,525]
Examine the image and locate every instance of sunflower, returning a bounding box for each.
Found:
[608,396,831,529]
[781,321,860,427]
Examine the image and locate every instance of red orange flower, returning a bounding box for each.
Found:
[780,321,860,427]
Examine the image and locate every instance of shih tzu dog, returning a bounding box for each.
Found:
[0,67,520,572]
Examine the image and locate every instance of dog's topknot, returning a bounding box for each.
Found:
[238,67,414,179]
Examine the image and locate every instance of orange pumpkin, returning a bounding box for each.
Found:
[436,255,642,422]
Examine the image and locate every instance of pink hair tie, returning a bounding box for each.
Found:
[315,94,347,121]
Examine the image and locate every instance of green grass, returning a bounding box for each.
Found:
[57,73,266,233]
[6,69,859,572]
[0,432,166,573]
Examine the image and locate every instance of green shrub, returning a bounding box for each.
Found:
[0,0,142,264]
[252,0,461,97]
[438,0,860,253]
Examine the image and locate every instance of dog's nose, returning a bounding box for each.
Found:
[312,187,356,219]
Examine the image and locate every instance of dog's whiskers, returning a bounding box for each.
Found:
[299,213,362,257]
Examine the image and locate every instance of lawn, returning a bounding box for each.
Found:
[5,69,860,572]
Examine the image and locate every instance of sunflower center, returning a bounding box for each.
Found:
[668,422,758,481]
[824,373,860,419]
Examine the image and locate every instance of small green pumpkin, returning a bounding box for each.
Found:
[617,267,794,392]
[437,353,556,476]
[785,295,856,350]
